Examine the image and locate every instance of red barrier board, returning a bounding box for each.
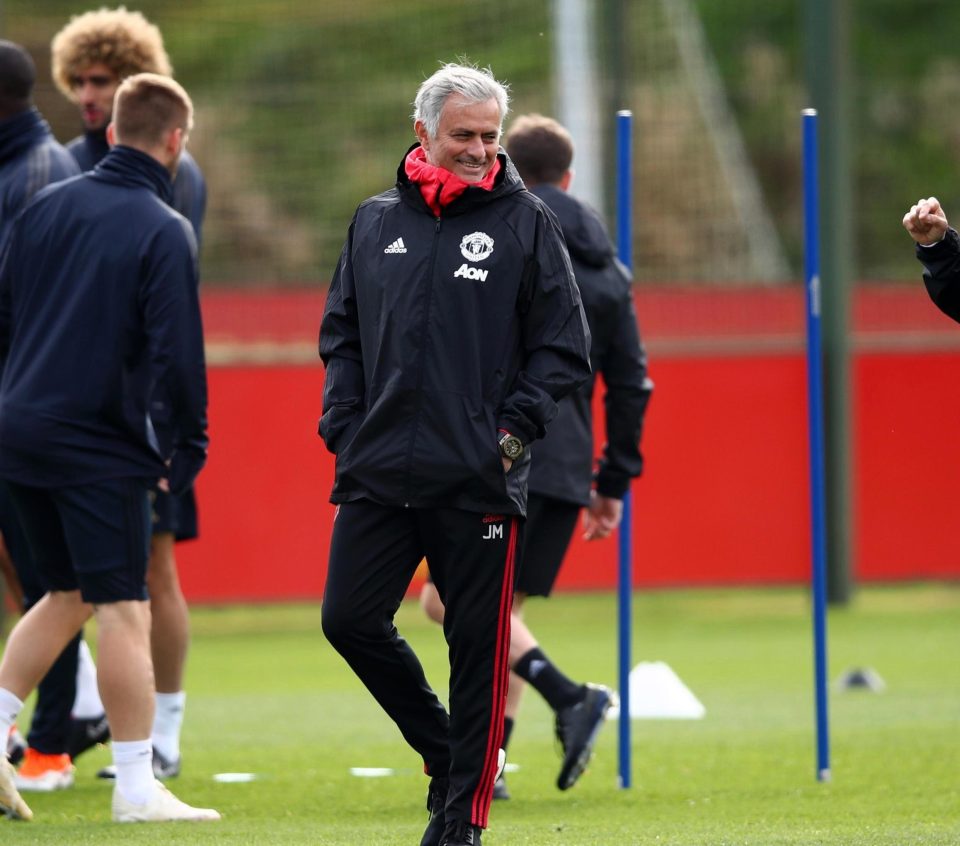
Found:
[176,286,960,602]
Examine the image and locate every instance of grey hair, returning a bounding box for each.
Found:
[413,61,510,139]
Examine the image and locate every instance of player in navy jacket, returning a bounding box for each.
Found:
[0,39,81,781]
[50,7,208,778]
[0,44,78,248]
[0,74,215,824]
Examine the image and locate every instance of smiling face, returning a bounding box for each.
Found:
[70,61,120,131]
[415,94,501,183]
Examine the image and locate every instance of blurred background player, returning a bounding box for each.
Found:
[0,72,216,823]
[421,113,652,798]
[902,196,960,323]
[45,6,209,781]
[0,38,81,789]
[53,7,206,237]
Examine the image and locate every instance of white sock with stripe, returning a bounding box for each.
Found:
[112,739,155,805]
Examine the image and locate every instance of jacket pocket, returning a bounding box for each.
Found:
[319,405,363,455]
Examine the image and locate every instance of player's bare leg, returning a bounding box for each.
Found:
[0,591,91,707]
[95,598,218,823]
[146,533,188,774]
[0,590,88,821]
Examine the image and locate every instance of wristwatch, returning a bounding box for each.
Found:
[498,430,524,461]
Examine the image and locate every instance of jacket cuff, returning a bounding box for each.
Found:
[496,416,535,446]
[916,227,960,259]
[168,447,205,496]
[595,470,630,500]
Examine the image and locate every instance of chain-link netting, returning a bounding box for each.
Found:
[5,1,960,351]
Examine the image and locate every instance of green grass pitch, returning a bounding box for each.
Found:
[2,583,958,844]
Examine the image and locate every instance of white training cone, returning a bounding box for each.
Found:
[607,661,706,720]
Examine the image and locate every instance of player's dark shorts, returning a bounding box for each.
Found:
[0,480,43,606]
[514,493,580,598]
[4,477,151,604]
[151,486,198,541]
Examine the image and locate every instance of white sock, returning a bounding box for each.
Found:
[0,688,23,738]
[151,691,186,761]
[72,639,105,718]
[112,739,155,805]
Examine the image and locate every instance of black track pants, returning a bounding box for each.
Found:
[321,500,520,829]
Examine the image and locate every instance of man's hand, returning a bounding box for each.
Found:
[501,457,513,474]
[582,491,624,541]
[903,197,949,246]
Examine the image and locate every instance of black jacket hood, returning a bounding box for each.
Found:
[531,183,613,269]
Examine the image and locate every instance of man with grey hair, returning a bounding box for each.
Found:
[319,62,591,846]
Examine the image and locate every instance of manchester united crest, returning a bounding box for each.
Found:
[459,232,494,262]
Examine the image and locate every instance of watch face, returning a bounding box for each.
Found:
[501,435,523,460]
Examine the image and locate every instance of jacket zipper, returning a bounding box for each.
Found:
[402,216,443,506]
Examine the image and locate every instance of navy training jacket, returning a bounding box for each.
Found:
[526,184,652,505]
[0,145,208,492]
[68,129,207,245]
[69,128,207,459]
[319,147,592,516]
[0,108,79,248]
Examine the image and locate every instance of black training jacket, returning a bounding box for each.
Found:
[319,148,591,516]
[915,227,960,323]
[526,184,652,505]
[0,146,208,492]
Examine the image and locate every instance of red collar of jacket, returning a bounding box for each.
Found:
[404,145,501,216]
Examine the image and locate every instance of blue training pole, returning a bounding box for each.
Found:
[801,108,831,782]
[616,110,633,790]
